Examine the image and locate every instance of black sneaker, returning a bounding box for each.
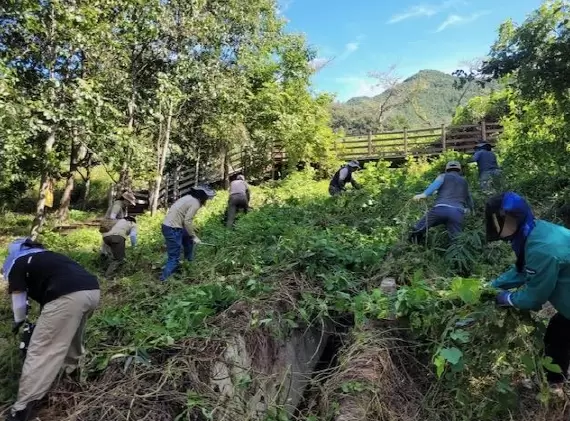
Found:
[5,406,32,421]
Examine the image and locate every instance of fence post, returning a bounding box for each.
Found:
[404,128,408,157]
[481,120,487,141]
[367,131,372,156]
[173,166,180,201]
[441,124,447,152]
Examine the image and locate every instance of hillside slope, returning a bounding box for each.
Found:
[0,154,567,421]
[332,70,497,135]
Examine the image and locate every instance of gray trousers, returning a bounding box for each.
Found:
[479,169,502,192]
[226,193,248,228]
[411,205,465,241]
[13,290,100,412]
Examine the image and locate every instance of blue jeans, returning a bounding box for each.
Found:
[161,224,194,281]
[411,205,465,242]
[479,169,502,192]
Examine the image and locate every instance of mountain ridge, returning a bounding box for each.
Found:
[331,69,495,135]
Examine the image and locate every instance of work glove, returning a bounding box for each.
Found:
[413,193,427,201]
[193,236,202,245]
[12,320,24,335]
[495,291,513,307]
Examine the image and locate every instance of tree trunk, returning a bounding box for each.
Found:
[81,156,92,210]
[150,102,173,215]
[57,136,80,221]
[31,130,56,239]
[120,65,137,193]
[57,172,75,221]
[30,3,57,239]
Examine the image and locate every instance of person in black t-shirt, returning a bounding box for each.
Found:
[2,238,100,421]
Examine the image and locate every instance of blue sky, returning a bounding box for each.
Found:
[279,0,543,102]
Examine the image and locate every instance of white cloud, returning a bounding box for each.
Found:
[436,11,490,32]
[345,42,359,53]
[309,57,332,71]
[388,5,438,24]
[335,76,385,101]
[338,42,360,60]
[277,0,294,15]
[388,0,467,24]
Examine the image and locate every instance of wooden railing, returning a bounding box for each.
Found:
[338,121,502,161]
[157,121,502,205]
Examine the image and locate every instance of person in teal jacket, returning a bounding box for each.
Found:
[486,192,570,389]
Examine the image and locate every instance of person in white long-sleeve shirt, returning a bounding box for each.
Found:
[160,185,216,281]
[225,175,250,228]
[100,190,136,259]
[102,216,137,277]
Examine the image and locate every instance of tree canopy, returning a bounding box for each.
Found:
[0,0,337,222]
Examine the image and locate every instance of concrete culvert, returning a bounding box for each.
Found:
[317,320,426,421]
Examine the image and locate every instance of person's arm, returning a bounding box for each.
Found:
[470,151,482,163]
[8,260,28,328]
[11,292,27,323]
[507,253,559,310]
[183,203,200,237]
[491,266,526,290]
[350,178,361,189]
[129,225,137,247]
[423,175,444,197]
[246,185,251,202]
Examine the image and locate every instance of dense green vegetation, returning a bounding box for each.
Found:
[0,152,567,420]
[2,0,570,420]
[331,70,498,135]
[0,0,337,225]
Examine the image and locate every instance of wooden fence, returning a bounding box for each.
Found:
[158,148,254,205]
[338,121,502,161]
[156,121,502,205]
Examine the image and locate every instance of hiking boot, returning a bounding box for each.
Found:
[5,406,32,421]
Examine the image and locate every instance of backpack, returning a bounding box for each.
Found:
[99,218,118,233]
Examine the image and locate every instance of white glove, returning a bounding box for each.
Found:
[413,193,427,201]
[193,236,202,245]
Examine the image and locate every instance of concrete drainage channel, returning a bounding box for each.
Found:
[206,321,338,420]
[207,278,398,420]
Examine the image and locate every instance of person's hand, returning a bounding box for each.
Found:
[193,236,202,245]
[495,291,513,307]
[12,321,24,335]
[413,193,427,201]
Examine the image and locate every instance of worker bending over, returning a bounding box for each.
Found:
[161,185,216,281]
[100,190,136,259]
[329,160,362,196]
[101,216,137,277]
[226,175,250,228]
[471,142,501,192]
[411,161,474,242]
[3,239,99,421]
[488,192,570,394]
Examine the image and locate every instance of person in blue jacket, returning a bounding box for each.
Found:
[471,142,501,192]
[487,192,570,390]
[410,160,474,242]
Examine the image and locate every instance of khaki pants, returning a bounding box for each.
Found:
[12,290,100,412]
[226,193,248,228]
[103,235,126,277]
